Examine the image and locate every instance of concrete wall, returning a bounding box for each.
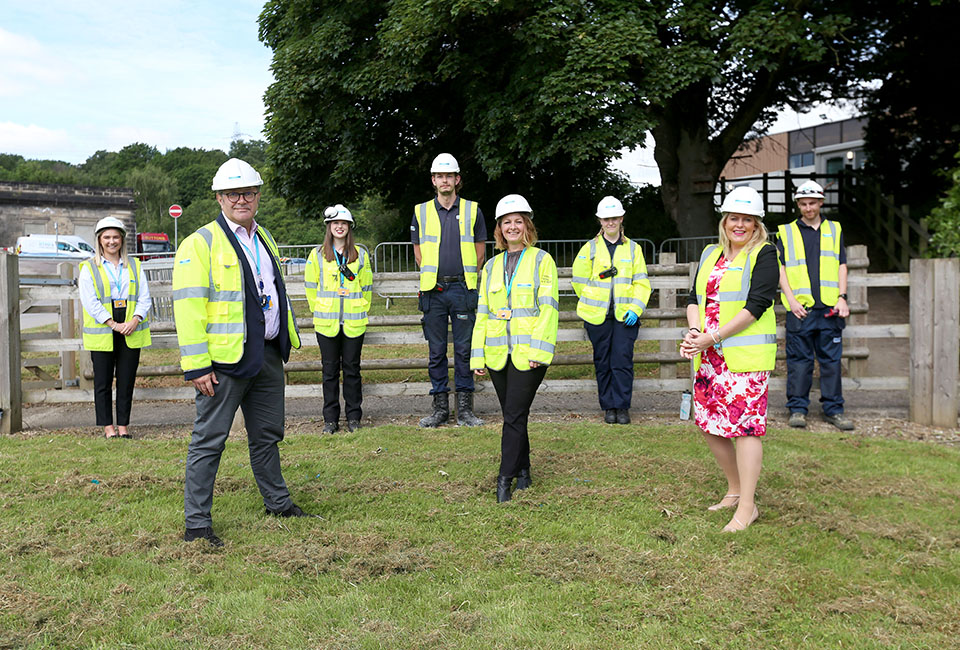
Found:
[0,181,136,253]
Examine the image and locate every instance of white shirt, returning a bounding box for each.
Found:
[78,257,152,324]
[222,213,281,340]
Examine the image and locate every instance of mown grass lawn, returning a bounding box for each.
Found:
[1,422,957,649]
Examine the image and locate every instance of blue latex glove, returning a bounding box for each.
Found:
[624,310,639,326]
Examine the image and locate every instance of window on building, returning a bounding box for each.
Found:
[789,152,815,168]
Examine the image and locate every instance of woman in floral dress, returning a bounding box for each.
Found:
[680,187,779,532]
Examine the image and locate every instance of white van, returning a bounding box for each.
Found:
[15,235,95,258]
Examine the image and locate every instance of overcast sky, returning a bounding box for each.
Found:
[2,2,857,187]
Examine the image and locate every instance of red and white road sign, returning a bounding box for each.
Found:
[169,204,183,219]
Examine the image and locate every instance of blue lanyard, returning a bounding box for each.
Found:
[235,230,265,294]
[504,248,526,298]
[334,249,347,286]
[103,260,124,298]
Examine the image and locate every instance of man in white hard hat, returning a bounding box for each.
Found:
[411,153,487,428]
[776,180,854,431]
[173,158,309,547]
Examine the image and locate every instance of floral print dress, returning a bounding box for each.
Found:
[694,256,769,437]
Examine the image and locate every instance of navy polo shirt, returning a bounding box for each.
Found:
[410,197,487,277]
[776,218,847,309]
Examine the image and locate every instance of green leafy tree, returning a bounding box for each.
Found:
[126,164,178,234]
[259,0,885,237]
[927,147,960,258]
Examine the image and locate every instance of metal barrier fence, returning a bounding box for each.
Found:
[659,234,778,265]
[372,239,656,302]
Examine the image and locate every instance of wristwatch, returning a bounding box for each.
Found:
[839,293,848,300]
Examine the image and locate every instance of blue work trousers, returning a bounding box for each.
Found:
[785,308,845,416]
[585,315,639,410]
[419,280,477,394]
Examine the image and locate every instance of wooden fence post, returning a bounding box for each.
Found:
[59,263,77,386]
[846,245,869,379]
[909,258,960,426]
[658,252,677,380]
[0,253,23,434]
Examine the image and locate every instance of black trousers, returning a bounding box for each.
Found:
[317,331,364,423]
[488,357,548,478]
[91,308,141,426]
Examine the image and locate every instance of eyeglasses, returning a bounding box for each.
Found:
[223,191,260,203]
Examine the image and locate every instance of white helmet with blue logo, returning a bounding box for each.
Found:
[495,194,533,219]
[595,196,625,218]
[430,153,460,174]
[211,158,263,191]
[719,186,765,219]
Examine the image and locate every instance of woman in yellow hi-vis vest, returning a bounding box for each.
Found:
[305,205,373,434]
[78,217,152,439]
[680,187,778,532]
[471,194,559,503]
[572,196,652,425]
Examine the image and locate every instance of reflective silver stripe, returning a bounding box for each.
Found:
[314,246,325,291]
[571,275,590,284]
[210,290,243,303]
[510,308,540,318]
[632,299,647,310]
[133,320,149,332]
[589,238,596,260]
[206,322,244,334]
[539,296,559,310]
[792,288,813,296]
[477,304,489,315]
[174,286,210,301]
[463,265,477,273]
[486,334,533,347]
[83,325,110,335]
[613,277,632,285]
[199,227,213,247]
[460,200,475,244]
[485,336,509,346]
[529,339,555,353]
[718,290,748,302]
[314,311,367,320]
[723,333,777,347]
[304,281,318,289]
[180,342,209,356]
[587,279,609,289]
[822,250,839,260]
[821,280,839,288]
[471,348,485,358]
[510,334,532,346]
[414,202,428,245]
[419,235,439,243]
[696,245,720,305]
[580,297,608,308]
[318,290,364,300]
[421,265,438,273]
[781,224,804,266]
[632,273,648,281]
[613,296,635,305]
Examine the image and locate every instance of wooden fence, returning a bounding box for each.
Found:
[1,246,957,434]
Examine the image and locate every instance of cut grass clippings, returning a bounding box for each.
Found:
[1,422,958,648]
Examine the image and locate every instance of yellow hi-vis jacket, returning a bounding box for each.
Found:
[571,235,652,325]
[172,220,301,374]
[777,219,843,308]
[470,247,559,372]
[304,246,373,338]
[80,258,151,351]
[693,242,777,374]
[414,198,480,291]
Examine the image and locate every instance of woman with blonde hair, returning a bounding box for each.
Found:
[471,195,559,503]
[680,186,778,532]
[305,204,373,433]
[78,217,152,438]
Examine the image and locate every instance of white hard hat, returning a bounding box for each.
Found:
[211,158,264,191]
[495,194,533,219]
[323,204,354,224]
[596,196,625,218]
[430,153,460,174]
[719,186,765,219]
[95,216,126,235]
[794,180,825,200]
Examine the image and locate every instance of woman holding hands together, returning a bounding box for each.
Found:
[680,187,779,532]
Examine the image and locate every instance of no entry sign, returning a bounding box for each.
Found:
[169,204,183,219]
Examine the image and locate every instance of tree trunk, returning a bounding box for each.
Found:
[653,117,724,238]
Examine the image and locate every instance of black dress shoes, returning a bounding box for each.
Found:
[604,409,617,424]
[322,422,339,434]
[496,476,512,503]
[184,526,223,547]
[616,409,631,425]
[266,504,313,518]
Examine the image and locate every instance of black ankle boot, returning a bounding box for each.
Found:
[515,468,531,491]
[496,475,512,503]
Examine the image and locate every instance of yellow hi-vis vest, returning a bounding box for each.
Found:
[414,198,480,291]
[470,247,560,372]
[304,246,373,338]
[571,235,652,325]
[693,243,777,374]
[172,220,301,373]
[80,258,151,351]
[777,219,842,308]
